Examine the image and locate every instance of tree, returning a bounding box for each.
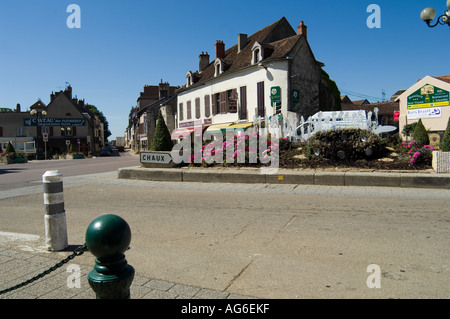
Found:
[413,119,430,145]
[85,103,112,141]
[151,110,173,151]
[5,141,15,154]
[440,117,450,152]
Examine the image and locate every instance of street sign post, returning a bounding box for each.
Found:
[140,151,172,164]
[43,133,48,159]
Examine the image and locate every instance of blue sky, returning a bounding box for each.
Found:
[1,0,449,139]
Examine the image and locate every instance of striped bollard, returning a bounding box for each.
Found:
[42,170,68,251]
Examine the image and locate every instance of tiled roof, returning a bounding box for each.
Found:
[180,17,311,91]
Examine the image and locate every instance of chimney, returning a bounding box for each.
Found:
[297,21,307,38]
[215,40,225,59]
[199,51,210,72]
[16,103,21,112]
[50,92,55,102]
[238,33,248,53]
[297,21,307,39]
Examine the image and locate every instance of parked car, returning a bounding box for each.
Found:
[100,148,111,156]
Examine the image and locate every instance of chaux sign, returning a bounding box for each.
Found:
[140,151,172,167]
[407,84,449,109]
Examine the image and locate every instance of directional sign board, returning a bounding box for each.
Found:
[140,151,172,164]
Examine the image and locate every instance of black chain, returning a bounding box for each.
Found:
[0,244,88,296]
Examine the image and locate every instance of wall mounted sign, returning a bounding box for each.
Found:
[407,84,449,109]
[270,86,281,103]
[407,107,442,120]
[24,118,86,126]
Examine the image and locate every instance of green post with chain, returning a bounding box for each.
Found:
[85,214,135,299]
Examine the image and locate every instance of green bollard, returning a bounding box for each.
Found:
[85,214,135,299]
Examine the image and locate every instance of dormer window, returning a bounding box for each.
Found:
[251,42,263,64]
[186,71,193,87]
[214,59,223,77]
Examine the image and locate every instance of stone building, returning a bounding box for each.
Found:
[0,86,105,158]
[130,81,178,151]
[174,17,337,138]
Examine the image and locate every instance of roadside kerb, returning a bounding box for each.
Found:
[117,166,450,189]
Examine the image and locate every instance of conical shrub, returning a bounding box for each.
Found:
[441,117,450,151]
[151,110,173,151]
[413,119,429,146]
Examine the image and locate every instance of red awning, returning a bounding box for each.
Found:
[171,127,205,140]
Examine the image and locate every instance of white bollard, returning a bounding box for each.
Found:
[42,170,68,251]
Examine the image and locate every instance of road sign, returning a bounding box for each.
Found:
[77,138,80,144]
[140,151,172,164]
[43,133,49,142]
[66,140,70,145]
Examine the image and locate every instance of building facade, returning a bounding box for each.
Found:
[396,75,450,144]
[173,17,335,139]
[0,86,105,158]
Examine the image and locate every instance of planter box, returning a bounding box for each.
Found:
[73,154,85,159]
[14,156,27,163]
[432,151,450,173]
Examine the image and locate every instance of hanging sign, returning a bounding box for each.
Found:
[270,86,281,104]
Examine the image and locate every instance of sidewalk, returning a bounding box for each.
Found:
[0,245,254,299]
[118,165,450,189]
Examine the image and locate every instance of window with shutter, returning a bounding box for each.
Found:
[220,92,227,114]
[195,98,201,119]
[179,103,184,121]
[257,81,265,117]
[228,89,237,113]
[187,101,192,119]
[204,95,210,118]
[239,86,247,120]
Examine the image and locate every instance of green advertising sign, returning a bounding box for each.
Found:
[407,84,450,109]
[270,86,281,104]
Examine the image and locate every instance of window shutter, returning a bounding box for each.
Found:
[50,127,54,137]
[212,95,217,115]
[187,101,192,119]
[204,95,210,118]
[179,103,184,121]
[0,127,3,137]
[38,127,42,136]
[229,89,237,113]
[220,92,227,114]
[73,127,77,136]
[257,82,265,117]
[195,98,201,119]
[239,86,247,120]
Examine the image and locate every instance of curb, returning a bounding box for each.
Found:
[118,166,450,189]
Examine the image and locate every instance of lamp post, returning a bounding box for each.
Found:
[30,109,48,159]
[420,0,450,28]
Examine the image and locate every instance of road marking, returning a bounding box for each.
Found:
[0,231,40,243]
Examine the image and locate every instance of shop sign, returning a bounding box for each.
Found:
[24,118,86,126]
[407,107,442,120]
[407,84,449,109]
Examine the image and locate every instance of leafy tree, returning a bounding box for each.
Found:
[151,110,173,151]
[85,103,112,141]
[413,119,430,145]
[440,117,450,151]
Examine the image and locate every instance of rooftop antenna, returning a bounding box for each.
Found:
[382,89,386,102]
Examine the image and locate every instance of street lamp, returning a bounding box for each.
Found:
[420,0,450,28]
[30,108,48,159]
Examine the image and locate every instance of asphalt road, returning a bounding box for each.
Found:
[0,150,139,191]
[0,170,449,299]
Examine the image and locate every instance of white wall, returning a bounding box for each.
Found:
[177,60,289,127]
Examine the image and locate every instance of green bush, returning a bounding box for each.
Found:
[5,141,15,154]
[413,119,429,146]
[151,110,173,151]
[440,117,450,152]
[307,128,382,161]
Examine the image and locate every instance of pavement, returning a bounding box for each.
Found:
[1,162,450,301]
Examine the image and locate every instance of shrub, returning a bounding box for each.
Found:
[151,110,173,151]
[5,141,15,154]
[307,128,382,161]
[413,119,430,146]
[401,140,434,165]
[440,117,450,152]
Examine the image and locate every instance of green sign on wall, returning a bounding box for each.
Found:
[270,86,281,103]
[292,89,300,110]
[407,84,450,109]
